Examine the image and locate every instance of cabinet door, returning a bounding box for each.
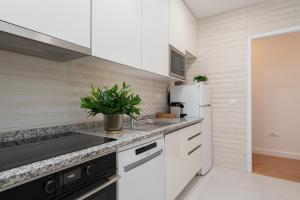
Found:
[165,123,202,200]
[185,7,198,57]
[92,0,142,69]
[169,0,186,54]
[142,0,169,76]
[187,145,202,180]
[165,131,187,200]
[0,0,91,48]
[169,0,197,57]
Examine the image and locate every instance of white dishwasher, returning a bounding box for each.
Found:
[117,136,165,200]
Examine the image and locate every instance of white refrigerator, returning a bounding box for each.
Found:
[170,83,213,175]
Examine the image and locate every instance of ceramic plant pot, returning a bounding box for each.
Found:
[103,114,123,132]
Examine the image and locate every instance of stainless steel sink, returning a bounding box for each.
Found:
[135,119,175,126]
[126,119,178,131]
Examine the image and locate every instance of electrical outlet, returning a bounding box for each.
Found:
[269,132,280,137]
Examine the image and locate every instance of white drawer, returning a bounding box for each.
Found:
[187,132,202,152]
[183,123,202,139]
[180,123,202,153]
[187,145,202,179]
[165,122,202,200]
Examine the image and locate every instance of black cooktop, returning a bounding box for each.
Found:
[0,133,116,172]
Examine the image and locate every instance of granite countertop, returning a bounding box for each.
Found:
[0,117,202,191]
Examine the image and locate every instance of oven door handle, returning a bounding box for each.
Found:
[74,175,120,200]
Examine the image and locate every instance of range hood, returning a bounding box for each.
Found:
[0,20,91,62]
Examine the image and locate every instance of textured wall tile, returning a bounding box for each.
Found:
[0,51,168,132]
[187,0,300,170]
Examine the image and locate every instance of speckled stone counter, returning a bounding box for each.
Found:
[0,117,201,191]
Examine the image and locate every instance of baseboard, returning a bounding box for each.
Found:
[253,147,300,160]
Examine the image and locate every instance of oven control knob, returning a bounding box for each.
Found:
[45,180,56,194]
[86,165,96,176]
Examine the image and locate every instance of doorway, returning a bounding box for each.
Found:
[249,30,300,182]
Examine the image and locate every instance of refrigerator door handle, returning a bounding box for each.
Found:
[199,104,211,107]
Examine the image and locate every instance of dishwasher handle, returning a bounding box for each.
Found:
[135,142,157,155]
[124,149,163,173]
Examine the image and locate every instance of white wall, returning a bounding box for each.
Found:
[186,0,300,170]
[0,51,168,132]
[252,31,300,160]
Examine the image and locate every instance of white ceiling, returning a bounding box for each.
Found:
[184,0,265,19]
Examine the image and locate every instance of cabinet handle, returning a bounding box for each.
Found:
[188,132,201,141]
[188,145,201,156]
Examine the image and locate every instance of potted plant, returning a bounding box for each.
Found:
[194,74,208,83]
[80,82,142,132]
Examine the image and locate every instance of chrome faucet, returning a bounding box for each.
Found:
[130,117,136,129]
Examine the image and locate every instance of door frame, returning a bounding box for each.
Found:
[246,26,300,173]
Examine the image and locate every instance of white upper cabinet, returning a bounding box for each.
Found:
[0,0,91,48]
[185,7,198,57]
[92,0,142,69]
[169,0,198,57]
[169,0,186,54]
[142,0,169,76]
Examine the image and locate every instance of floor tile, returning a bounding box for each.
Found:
[262,193,289,200]
[177,166,300,200]
[262,175,300,200]
[199,179,261,200]
[210,166,263,191]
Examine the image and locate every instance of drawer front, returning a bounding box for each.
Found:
[184,123,202,139]
[187,145,202,179]
[181,123,202,153]
[165,123,202,200]
[187,132,202,152]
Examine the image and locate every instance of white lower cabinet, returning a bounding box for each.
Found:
[165,123,202,200]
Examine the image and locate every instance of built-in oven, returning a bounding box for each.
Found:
[170,47,185,80]
[0,152,118,200]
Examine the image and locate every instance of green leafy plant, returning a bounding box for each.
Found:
[80,82,142,119]
[194,74,208,82]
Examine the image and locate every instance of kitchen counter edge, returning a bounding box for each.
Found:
[0,117,202,191]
